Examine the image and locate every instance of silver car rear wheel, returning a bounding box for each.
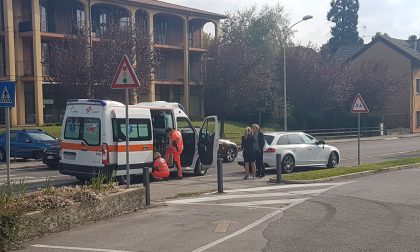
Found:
[224,147,237,163]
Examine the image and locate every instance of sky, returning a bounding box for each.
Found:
[165,0,420,48]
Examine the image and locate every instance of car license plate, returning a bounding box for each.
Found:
[47,156,54,160]
[64,153,76,160]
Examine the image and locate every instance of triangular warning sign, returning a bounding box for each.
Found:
[111,55,141,89]
[351,93,369,113]
[0,86,12,103]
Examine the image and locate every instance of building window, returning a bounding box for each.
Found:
[41,42,50,76]
[72,4,85,34]
[0,41,5,76]
[0,0,4,31]
[417,112,420,128]
[92,7,130,37]
[416,79,420,94]
[157,57,169,80]
[154,17,167,44]
[189,24,194,47]
[119,17,130,27]
[40,0,55,32]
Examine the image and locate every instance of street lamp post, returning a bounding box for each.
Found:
[283,15,313,131]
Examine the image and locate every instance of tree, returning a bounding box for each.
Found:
[48,21,160,103]
[347,62,400,112]
[275,46,352,129]
[371,32,389,40]
[204,5,289,134]
[327,0,363,53]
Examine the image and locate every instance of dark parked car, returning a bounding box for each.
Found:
[218,139,238,163]
[0,129,59,162]
[42,141,60,168]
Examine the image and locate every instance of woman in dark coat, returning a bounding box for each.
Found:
[241,127,256,179]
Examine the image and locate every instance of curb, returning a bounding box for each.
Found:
[268,163,420,184]
[1,163,47,170]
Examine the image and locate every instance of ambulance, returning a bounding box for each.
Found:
[59,99,219,183]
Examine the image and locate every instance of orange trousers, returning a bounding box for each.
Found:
[173,151,183,177]
[151,170,170,181]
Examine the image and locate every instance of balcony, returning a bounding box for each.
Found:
[17,59,34,77]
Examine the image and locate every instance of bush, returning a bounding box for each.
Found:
[0,212,21,251]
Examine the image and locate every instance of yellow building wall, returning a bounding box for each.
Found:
[412,68,420,132]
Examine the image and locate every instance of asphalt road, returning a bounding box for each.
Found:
[2,134,420,189]
[20,168,420,252]
[263,167,420,252]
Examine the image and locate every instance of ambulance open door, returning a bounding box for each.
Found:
[198,116,220,168]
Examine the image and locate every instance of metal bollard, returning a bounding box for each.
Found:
[143,167,150,206]
[276,154,282,183]
[217,158,223,193]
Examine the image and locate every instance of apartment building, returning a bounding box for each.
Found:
[0,0,225,126]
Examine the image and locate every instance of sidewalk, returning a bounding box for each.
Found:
[147,171,274,203]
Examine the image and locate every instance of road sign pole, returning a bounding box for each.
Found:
[5,107,10,188]
[358,112,361,166]
[125,89,130,188]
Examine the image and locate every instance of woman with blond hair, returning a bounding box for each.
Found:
[241,127,256,179]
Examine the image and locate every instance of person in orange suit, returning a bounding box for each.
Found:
[151,152,170,181]
[165,128,184,179]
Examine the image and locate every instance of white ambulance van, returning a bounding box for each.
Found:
[59,99,219,182]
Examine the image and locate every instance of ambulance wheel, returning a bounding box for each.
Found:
[76,176,89,184]
[194,159,207,176]
[116,175,137,185]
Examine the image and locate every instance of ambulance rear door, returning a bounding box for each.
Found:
[61,105,104,168]
[112,107,153,173]
[198,116,220,168]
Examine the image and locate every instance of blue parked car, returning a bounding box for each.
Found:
[0,129,59,162]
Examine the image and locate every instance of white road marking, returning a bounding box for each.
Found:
[213,220,238,233]
[219,182,350,193]
[167,188,329,204]
[31,244,135,252]
[341,149,420,161]
[191,202,299,252]
[0,175,68,185]
[191,182,350,252]
[220,198,310,207]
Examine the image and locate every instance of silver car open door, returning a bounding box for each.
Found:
[198,116,220,168]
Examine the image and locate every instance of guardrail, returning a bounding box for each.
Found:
[224,126,384,143]
[303,127,383,140]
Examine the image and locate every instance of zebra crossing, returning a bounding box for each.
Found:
[166,182,351,210]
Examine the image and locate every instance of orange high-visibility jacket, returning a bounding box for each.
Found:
[168,129,183,153]
[153,157,170,175]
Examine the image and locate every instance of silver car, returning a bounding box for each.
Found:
[238,132,340,173]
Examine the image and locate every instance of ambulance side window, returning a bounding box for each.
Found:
[64,117,101,146]
[82,118,101,146]
[112,119,152,142]
[64,117,81,139]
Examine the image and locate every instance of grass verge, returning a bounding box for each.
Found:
[281,157,420,181]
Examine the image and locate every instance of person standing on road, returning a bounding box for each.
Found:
[151,152,170,181]
[165,128,184,179]
[241,127,256,179]
[252,124,265,178]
